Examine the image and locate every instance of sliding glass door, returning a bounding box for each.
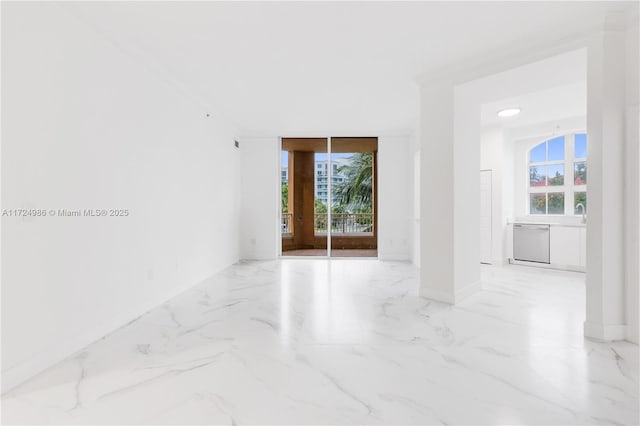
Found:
[280,137,377,258]
[281,138,327,256]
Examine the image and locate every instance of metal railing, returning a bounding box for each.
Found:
[281,212,374,235]
[315,213,373,234]
[281,213,292,234]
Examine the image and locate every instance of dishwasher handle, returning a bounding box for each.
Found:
[514,224,549,230]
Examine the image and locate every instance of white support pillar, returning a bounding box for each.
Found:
[584,28,628,341]
[623,20,639,344]
[419,81,481,304]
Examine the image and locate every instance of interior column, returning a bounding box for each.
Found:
[584,28,628,341]
[419,80,481,303]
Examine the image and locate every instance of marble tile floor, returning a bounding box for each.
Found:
[2,260,638,425]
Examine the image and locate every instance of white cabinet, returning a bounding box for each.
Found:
[579,227,587,267]
[510,222,585,271]
[550,226,581,267]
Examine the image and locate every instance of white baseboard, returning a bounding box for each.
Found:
[420,287,455,304]
[1,265,233,394]
[584,321,628,342]
[509,258,585,273]
[378,252,411,262]
[242,255,278,261]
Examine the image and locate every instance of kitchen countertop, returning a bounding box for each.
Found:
[510,218,587,228]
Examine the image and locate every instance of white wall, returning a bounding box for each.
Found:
[239,138,279,260]
[2,3,241,392]
[453,87,482,294]
[412,149,421,267]
[624,23,639,344]
[378,136,412,261]
[408,130,421,267]
[480,126,507,265]
[501,130,515,260]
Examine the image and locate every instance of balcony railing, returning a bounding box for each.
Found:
[281,213,292,234]
[281,213,374,235]
[315,213,373,235]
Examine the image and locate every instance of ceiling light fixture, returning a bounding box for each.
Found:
[497,108,521,117]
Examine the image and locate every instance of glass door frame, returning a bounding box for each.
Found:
[278,136,377,259]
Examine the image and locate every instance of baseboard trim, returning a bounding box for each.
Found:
[509,258,586,273]
[584,321,627,342]
[1,265,233,395]
[378,252,411,262]
[420,287,455,304]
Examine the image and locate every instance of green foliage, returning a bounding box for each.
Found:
[548,192,564,214]
[574,192,587,214]
[315,199,327,214]
[281,184,288,213]
[548,171,564,186]
[333,153,373,212]
[330,203,347,214]
[530,167,544,186]
[574,162,587,184]
[530,194,546,214]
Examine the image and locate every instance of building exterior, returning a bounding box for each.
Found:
[281,157,350,206]
[314,157,349,205]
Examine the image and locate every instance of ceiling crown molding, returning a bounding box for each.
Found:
[603,11,633,31]
[416,10,638,89]
[416,29,592,88]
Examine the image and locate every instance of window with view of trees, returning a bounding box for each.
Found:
[528,133,587,216]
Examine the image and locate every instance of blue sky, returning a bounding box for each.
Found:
[575,134,587,158]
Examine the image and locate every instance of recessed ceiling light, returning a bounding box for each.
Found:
[497,108,521,117]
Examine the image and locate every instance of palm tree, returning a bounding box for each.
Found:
[333,153,373,211]
[281,184,288,212]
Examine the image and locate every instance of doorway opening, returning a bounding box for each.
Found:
[280,137,378,257]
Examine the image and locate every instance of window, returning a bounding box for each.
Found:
[573,133,587,215]
[528,133,587,216]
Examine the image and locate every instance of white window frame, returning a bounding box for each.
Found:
[527,132,587,216]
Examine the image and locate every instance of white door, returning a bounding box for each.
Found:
[480,170,492,264]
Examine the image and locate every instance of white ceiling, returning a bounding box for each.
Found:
[63,1,636,137]
[481,82,587,129]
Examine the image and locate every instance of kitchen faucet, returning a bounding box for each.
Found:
[576,203,586,224]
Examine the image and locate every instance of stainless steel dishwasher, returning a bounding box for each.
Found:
[513,223,550,263]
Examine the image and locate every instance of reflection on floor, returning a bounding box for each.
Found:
[282,249,378,257]
[2,261,638,425]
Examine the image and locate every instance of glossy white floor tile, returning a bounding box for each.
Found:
[2,260,638,425]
